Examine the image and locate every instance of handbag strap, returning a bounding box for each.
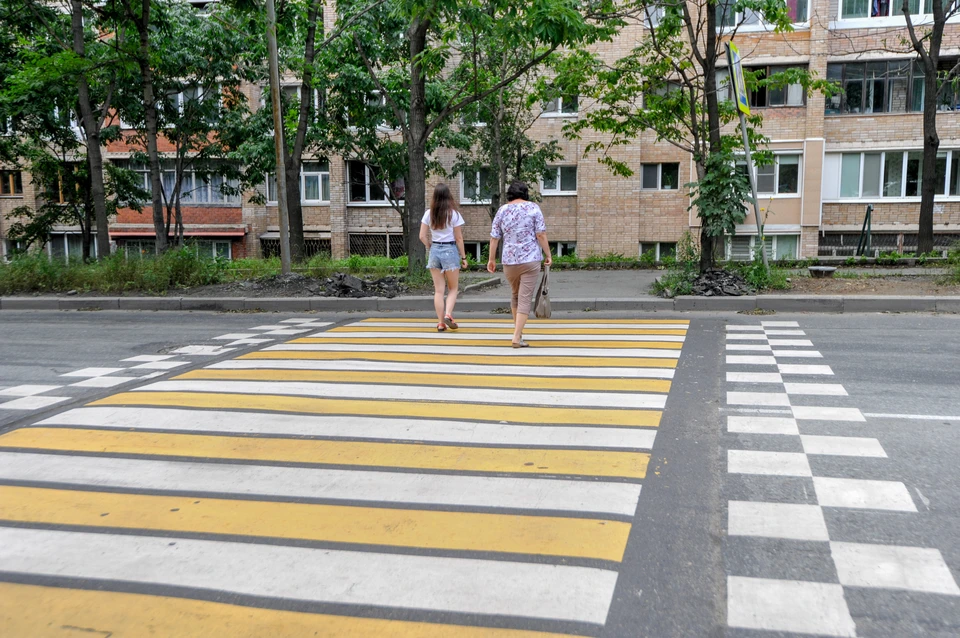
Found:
[541,264,549,294]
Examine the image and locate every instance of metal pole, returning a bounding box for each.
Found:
[266,0,291,274]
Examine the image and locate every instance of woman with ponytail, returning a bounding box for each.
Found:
[419,183,468,332]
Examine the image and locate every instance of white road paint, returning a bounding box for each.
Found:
[831,542,960,595]
[726,372,783,384]
[724,344,773,352]
[724,334,769,341]
[727,576,856,637]
[767,339,814,347]
[39,407,658,450]
[61,367,126,378]
[0,396,69,410]
[726,416,799,435]
[761,321,800,328]
[725,356,778,365]
[0,527,620,624]
[355,321,690,330]
[727,450,812,477]
[763,330,806,336]
[69,376,139,388]
[213,333,259,340]
[783,383,848,396]
[249,325,302,331]
[778,364,834,375]
[266,343,682,359]
[130,361,191,371]
[307,331,686,343]
[864,412,960,422]
[813,477,917,512]
[792,406,865,422]
[281,319,326,324]
[121,355,176,362]
[208,359,676,379]
[726,392,791,407]
[0,385,61,397]
[800,435,886,458]
[141,380,667,410]
[171,346,235,356]
[772,350,823,358]
[728,501,829,542]
[725,325,765,331]
[263,329,313,336]
[0,451,643,515]
[226,339,276,346]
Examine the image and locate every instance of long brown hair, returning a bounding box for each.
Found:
[430,183,454,230]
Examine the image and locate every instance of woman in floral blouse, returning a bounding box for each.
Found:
[487,180,552,348]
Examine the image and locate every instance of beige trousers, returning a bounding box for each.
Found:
[503,261,541,315]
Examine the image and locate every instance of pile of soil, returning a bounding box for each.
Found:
[183,272,405,298]
[691,269,752,296]
[776,275,960,296]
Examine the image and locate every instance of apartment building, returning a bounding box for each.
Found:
[3,0,959,262]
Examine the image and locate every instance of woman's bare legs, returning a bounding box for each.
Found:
[513,312,528,344]
[429,268,446,323]
[443,269,460,317]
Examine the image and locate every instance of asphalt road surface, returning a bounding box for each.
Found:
[0,309,958,637]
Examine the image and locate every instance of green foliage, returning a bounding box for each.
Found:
[688,151,751,240]
[943,244,960,283]
[877,250,908,265]
[639,249,657,266]
[731,247,790,291]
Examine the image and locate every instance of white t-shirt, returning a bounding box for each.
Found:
[421,209,465,243]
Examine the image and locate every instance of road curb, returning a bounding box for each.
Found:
[2,294,959,313]
[462,276,502,294]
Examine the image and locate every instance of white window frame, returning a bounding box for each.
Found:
[461,168,493,205]
[757,153,802,196]
[838,0,943,22]
[47,232,97,261]
[639,241,676,261]
[541,94,579,117]
[347,160,401,206]
[718,0,810,29]
[834,149,955,200]
[301,162,331,204]
[128,161,240,205]
[640,163,680,190]
[541,166,578,196]
[725,234,800,261]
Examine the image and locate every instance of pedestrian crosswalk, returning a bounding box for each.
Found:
[0,316,688,636]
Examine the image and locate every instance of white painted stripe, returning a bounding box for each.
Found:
[142,380,668,410]
[61,367,125,378]
[307,332,687,343]
[772,350,822,358]
[353,321,690,330]
[264,329,313,336]
[0,396,69,410]
[209,359,676,379]
[171,346,234,356]
[863,412,960,422]
[281,319,326,324]
[722,407,793,416]
[70,376,139,388]
[214,333,259,340]
[122,355,175,362]
[725,326,765,331]
[726,372,783,384]
[266,344,682,359]
[767,339,814,347]
[227,339,275,346]
[726,416,799,435]
[39,407,657,450]
[761,321,800,327]
[727,450,812,477]
[725,356,778,365]
[800,435,886,458]
[727,392,791,407]
[724,334,769,340]
[792,406,865,422]
[727,577,856,637]
[0,527,619,624]
[0,452,643,515]
[725,344,773,352]
[0,385,61,397]
[813,477,917,512]
[778,364,834,376]
[249,325,300,330]
[763,329,806,336]
[783,383,848,396]
[728,501,829,541]
[831,542,960,596]
[131,361,191,370]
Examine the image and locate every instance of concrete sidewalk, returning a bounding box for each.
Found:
[469,270,662,299]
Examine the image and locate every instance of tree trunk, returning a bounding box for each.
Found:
[285,160,305,263]
[135,0,166,254]
[82,202,93,262]
[71,0,110,259]
[698,3,721,272]
[918,66,939,255]
[404,17,430,273]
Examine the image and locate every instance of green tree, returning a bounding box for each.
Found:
[335,0,620,273]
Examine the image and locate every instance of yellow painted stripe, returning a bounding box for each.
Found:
[89,392,662,427]
[241,350,679,368]
[0,582,580,638]
[0,486,630,561]
[176,368,672,393]
[333,326,688,335]
[362,318,689,324]
[0,428,650,478]
[291,337,683,349]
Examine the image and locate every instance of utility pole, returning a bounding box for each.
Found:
[266,0,291,274]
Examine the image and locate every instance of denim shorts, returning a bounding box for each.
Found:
[428,243,461,271]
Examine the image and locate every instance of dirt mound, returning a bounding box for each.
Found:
[691,269,752,296]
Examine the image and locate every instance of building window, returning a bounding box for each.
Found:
[542,94,579,116]
[726,235,799,261]
[831,149,958,199]
[719,0,808,26]
[462,168,494,203]
[749,66,806,107]
[48,233,96,261]
[641,163,680,190]
[126,162,240,204]
[463,241,489,261]
[640,242,676,261]
[549,241,577,257]
[165,84,221,124]
[302,161,330,203]
[1,170,23,196]
[840,0,933,19]
[121,239,157,259]
[825,59,959,115]
[347,161,404,203]
[542,166,578,195]
[754,154,801,194]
